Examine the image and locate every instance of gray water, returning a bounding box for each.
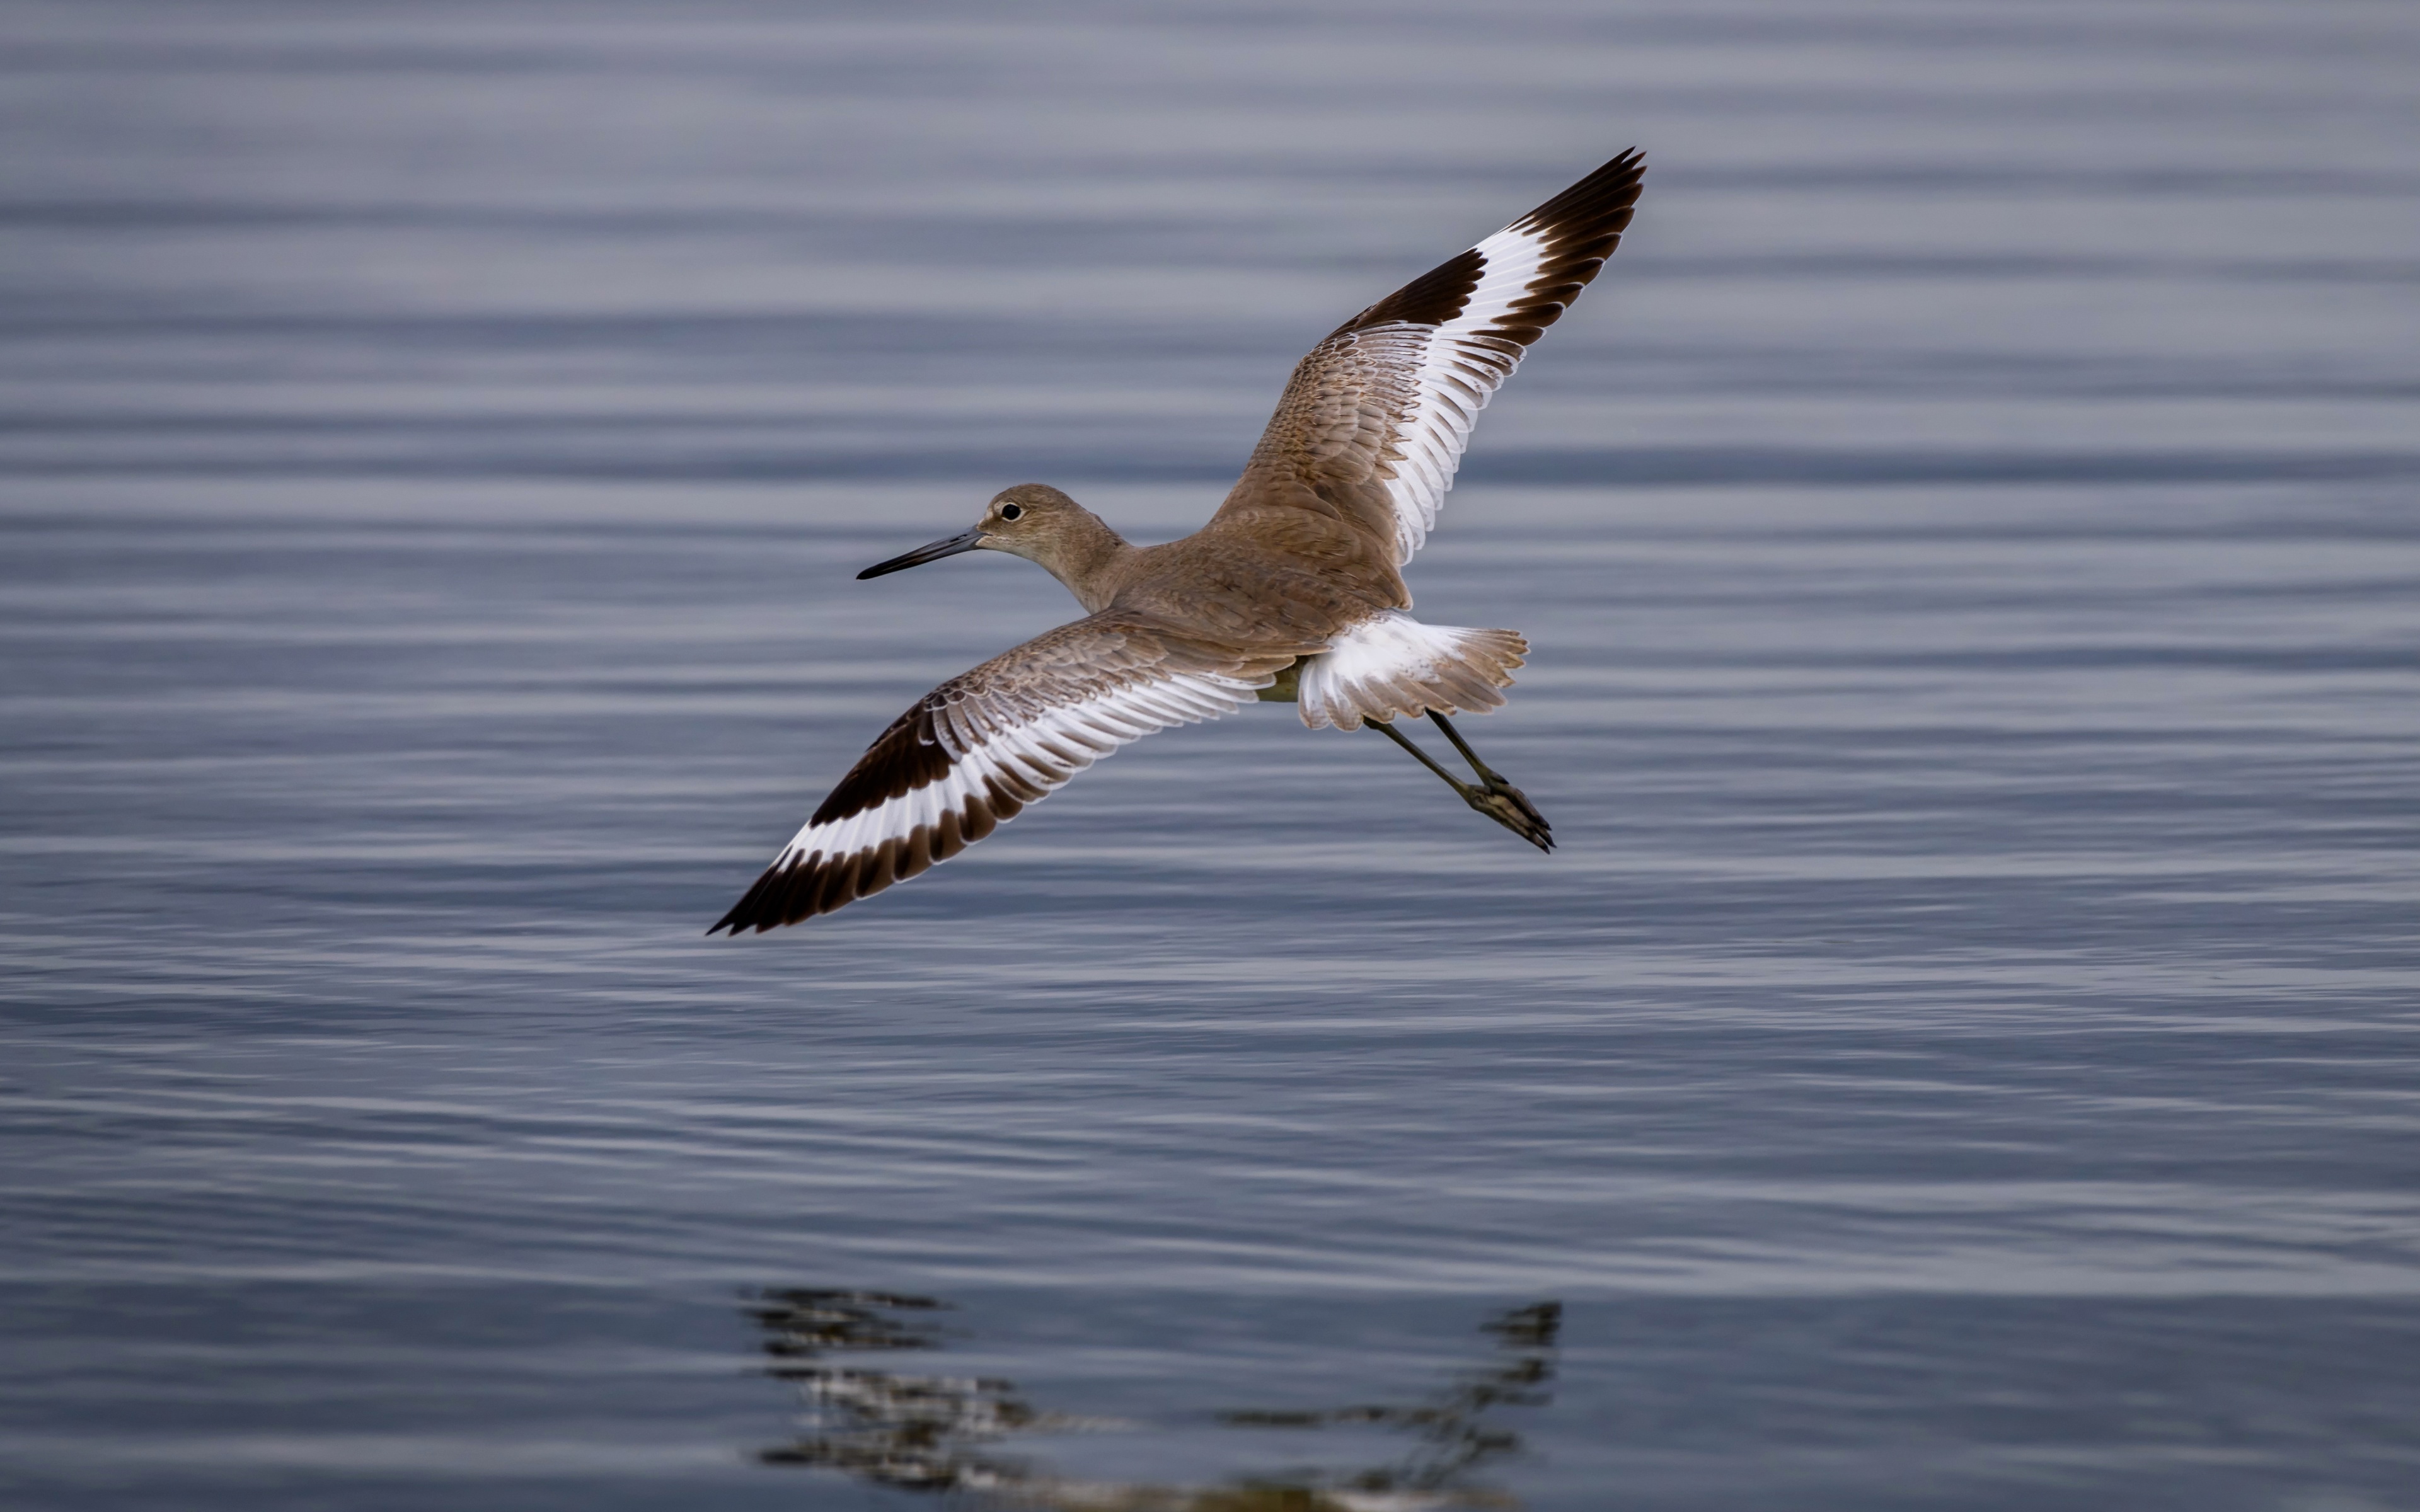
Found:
[4,3,2419,1508]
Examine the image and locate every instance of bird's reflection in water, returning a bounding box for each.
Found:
[747,1289,1560,1511]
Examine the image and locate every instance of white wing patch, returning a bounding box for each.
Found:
[1375,219,1565,563]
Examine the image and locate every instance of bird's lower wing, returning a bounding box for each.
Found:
[711,612,1299,933]
[1214,149,1644,566]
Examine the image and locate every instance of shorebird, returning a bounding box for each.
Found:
[712,150,1645,933]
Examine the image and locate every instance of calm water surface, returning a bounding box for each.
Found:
[4,3,2419,1508]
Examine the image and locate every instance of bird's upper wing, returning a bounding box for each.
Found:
[1214,150,1644,566]
[710,612,1298,932]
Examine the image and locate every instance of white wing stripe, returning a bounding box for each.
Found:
[766,668,1262,878]
[1373,218,1573,562]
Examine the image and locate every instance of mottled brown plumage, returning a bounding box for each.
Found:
[713,149,1645,932]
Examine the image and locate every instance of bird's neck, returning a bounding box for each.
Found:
[1040,513,1137,614]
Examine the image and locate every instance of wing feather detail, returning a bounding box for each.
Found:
[710,613,1294,933]
[1219,149,1645,564]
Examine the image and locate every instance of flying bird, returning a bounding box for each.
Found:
[713,150,1645,932]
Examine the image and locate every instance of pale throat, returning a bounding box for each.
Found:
[1027,518,1134,614]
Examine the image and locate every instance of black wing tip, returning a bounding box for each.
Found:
[1472,147,1645,350]
[708,850,844,936]
[708,702,959,938]
[1516,147,1647,239]
[1337,244,1485,336]
[708,861,795,936]
[1334,147,1646,341]
[705,805,987,937]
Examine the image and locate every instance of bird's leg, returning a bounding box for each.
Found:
[1427,711,1553,850]
[1368,715,1554,852]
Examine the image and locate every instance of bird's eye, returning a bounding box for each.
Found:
[998,503,1023,521]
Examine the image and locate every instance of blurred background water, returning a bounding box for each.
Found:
[3,2,2418,1508]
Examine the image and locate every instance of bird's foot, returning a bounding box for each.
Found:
[1367,713,1554,852]
[1420,711,1553,851]
[1460,774,1554,852]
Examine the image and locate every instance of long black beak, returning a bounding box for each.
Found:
[858,527,985,580]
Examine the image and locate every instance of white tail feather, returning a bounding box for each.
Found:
[1297,611,1527,731]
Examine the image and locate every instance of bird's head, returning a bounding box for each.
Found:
[858,485,1127,607]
